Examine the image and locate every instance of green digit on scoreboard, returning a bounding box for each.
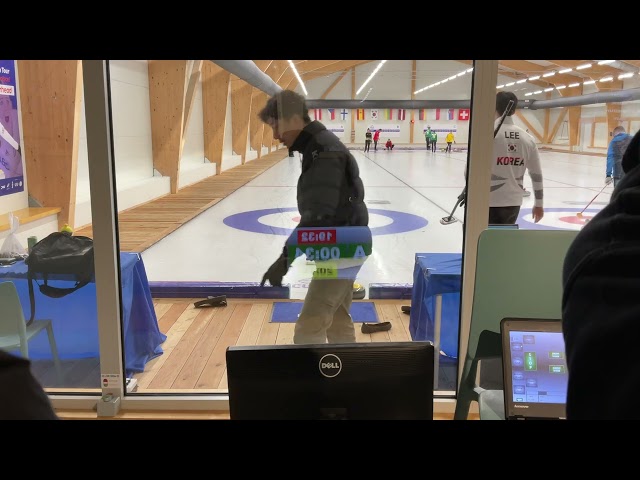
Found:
[288,243,372,261]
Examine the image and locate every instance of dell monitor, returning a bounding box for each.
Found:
[226,341,435,420]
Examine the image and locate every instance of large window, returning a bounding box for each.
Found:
[8,59,626,415]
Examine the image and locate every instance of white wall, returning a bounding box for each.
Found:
[110,60,157,187]
[75,60,171,227]
[0,214,58,247]
[179,68,215,189]
[245,125,258,163]
[222,85,242,171]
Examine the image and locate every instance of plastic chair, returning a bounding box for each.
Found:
[0,281,63,383]
[453,228,578,420]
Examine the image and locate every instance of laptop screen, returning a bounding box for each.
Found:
[500,318,568,420]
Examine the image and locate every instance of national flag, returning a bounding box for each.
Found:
[371,109,379,120]
[356,108,365,120]
[447,109,454,120]
[397,109,406,121]
[313,108,322,120]
[328,108,336,120]
[340,109,349,120]
[383,109,393,120]
[418,109,426,121]
[435,108,441,120]
[458,108,470,121]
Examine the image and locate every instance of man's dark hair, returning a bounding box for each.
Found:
[258,90,311,123]
[496,91,518,116]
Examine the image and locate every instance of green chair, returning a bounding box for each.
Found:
[453,228,578,420]
[0,281,63,383]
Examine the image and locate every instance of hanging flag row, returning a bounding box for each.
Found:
[312,108,470,121]
[312,109,351,121]
[428,108,471,121]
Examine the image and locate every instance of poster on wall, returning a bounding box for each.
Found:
[325,124,346,138]
[0,60,24,197]
[368,125,401,138]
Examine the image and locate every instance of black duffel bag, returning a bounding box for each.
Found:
[24,232,94,325]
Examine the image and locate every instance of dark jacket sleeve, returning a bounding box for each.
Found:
[562,165,640,419]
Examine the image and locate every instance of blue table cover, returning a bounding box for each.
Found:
[409,253,462,357]
[0,252,166,376]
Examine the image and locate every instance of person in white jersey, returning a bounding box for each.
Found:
[490,91,544,224]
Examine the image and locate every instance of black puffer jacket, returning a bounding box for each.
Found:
[562,161,640,419]
[290,121,368,228]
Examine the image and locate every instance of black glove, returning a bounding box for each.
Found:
[260,255,288,287]
[457,189,467,208]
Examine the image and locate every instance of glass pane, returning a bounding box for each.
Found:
[470,59,640,402]
[84,60,474,399]
[1,60,100,391]
[495,60,639,230]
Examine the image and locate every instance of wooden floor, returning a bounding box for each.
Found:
[52,296,472,419]
[136,298,414,393]
[35,298,415,392]
[74,150,287,252]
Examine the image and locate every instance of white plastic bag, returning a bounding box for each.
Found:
[0,212,26,258]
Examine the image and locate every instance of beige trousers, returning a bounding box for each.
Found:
[294,278,355,344]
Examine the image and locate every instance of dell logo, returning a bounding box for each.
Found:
[319,354,342,378]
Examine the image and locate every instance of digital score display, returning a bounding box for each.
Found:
[285,226,372,279]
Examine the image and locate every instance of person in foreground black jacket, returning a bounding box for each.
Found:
[562,129,640,419]
[0,350,58,419]
[257,90,369,344]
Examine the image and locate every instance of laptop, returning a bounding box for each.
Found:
[500,318,568,420]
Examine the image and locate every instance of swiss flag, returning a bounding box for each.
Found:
[458,109,470,121]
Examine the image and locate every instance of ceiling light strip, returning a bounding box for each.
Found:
[356,60,387,95]
[413,66,474,95]
[288,60,308,96]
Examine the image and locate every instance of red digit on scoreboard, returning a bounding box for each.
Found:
[297,229,337,244]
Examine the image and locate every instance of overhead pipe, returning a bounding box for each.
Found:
[210,60,282,96]
[525,87,640,109]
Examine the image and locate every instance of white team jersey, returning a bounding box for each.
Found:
[490,116,543,208]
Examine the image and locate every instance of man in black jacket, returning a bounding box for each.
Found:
[562,129,640,419]
[258,90,370,344]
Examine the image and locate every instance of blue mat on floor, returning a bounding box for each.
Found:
[271,301,379,323]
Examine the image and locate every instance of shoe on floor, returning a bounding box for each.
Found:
[353,282,366,300]
[522,188,531,197]
[361,321,392,334]
[401,305,411,314]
